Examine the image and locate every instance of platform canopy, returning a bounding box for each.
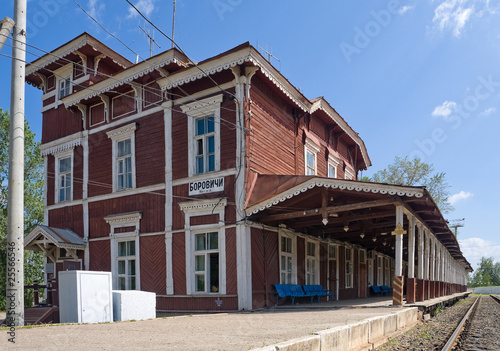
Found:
[25,225,86,261]
[245,174,472,271]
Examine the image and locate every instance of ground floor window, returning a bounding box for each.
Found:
[377,256,383,286]
[194,232,220,293]
[117,240,136,290]
[280,236,293,284]
[306,241,319,285]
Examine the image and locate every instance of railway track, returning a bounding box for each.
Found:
[442,295,500,351]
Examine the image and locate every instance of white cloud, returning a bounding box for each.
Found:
[449,190,473,205]
[88,0,105,22]
[459,237,500,269]
[127,0,156,19]
[433,0,474,37]
[432,100,457,118]
[479,107,496,117]
[399,5,415,15]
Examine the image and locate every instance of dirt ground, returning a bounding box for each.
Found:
[0,304,401,351]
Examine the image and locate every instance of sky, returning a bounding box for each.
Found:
[0,0,499,271]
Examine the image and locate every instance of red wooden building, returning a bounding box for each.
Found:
[25,33,471,311]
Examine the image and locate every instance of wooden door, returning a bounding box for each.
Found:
[359,263,367,298]
[328,260,337,300]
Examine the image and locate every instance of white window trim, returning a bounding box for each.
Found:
[328,153,341,179]
[180,198,227,295]
[304,138,320,176]
[305,239,319,285]
[345,167,355,180]
[89,102,105,127]
[278,230,297,284]
[106,212,142,291]
[181,94,223,177]
[107,123,137,192]
[54,63,73,107]
[54,149,74,204]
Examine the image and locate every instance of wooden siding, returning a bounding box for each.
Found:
[156,295,238,311]
[42,108,82,144]
[88,130,112,197]
[73,145,83,200]
[251,228,279,309]
[190,214,219,226]
[135,112,165,187]
[87,192,165,239]
[171,109,188,180]
[89,240,111,271]
[112,90,136,120]
[320,243,328,288]
[89,103,105,127]
[48,205,84,235]
[225,227,237,295]
[47,156,55,206]
[140,235,166,294]
[172,232,186,295]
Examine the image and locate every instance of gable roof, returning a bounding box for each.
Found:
[25,225,86,251]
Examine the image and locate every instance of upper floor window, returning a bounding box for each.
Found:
[107,123,137,192]
[55,150,73,203]
[195,116,216,174]
[54,64,73,103]
[59,77,71,99]
[181,95,223,177]
[328,153,341,179]
[304,138,320,176]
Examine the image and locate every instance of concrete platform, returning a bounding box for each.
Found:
[253,293,470,351]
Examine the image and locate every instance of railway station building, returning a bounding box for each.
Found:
[24,33,472,311]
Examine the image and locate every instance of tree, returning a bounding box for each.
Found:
[367,156,453,214]
[0,108,44,310]
[468,257,500,287]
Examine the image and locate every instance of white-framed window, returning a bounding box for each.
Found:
[377,256,383,286]
[328,153,340,178]
[117,239,137,290]
[106,212,142,291]
[385,257,390,286]
[180,198,227,295]
[328,244,336,260]
[54,64,73,103]
[193,232,220,293]
[54,150,73,203]
[181,95,222,177]
[305,240,319,285]
[345,247,353,288]
[345,167,355,180]
[280,234,297,284]
[304,138,320,176]
[107,123,137,192]
[359,249,366,264]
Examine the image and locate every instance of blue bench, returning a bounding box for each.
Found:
[302,285,335,303]
[274,284,307,306]
[371,285,383,296]
[381,285,393,295]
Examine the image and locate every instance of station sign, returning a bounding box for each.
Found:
[189,177,224,195]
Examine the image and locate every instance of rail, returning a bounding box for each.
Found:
[441,296,480,351]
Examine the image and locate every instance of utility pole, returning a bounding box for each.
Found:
[0,17,15,51]
[7,0,27,327]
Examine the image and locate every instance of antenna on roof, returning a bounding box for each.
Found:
[257,40,281,70]
[172,0,176,49]
[139,23,161,58]
[448,218,465,237]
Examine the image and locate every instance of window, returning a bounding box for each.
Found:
[55,151,73,203]
[195,116,216,174]
[306,241,319,285]
[117,240,136,290]
[377,256,383,286]
[328,153,340,179]
[328,244,336,259]
[59,77,71,99]
[280,236,293,284]
[106,212,142,291]
[181,95,222,177]
[345,247,353,288]
[194,232,220,293]
[359,250,366,264]
[107,123,137,192]
[304,138,320,176]
[117,139,133,190]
